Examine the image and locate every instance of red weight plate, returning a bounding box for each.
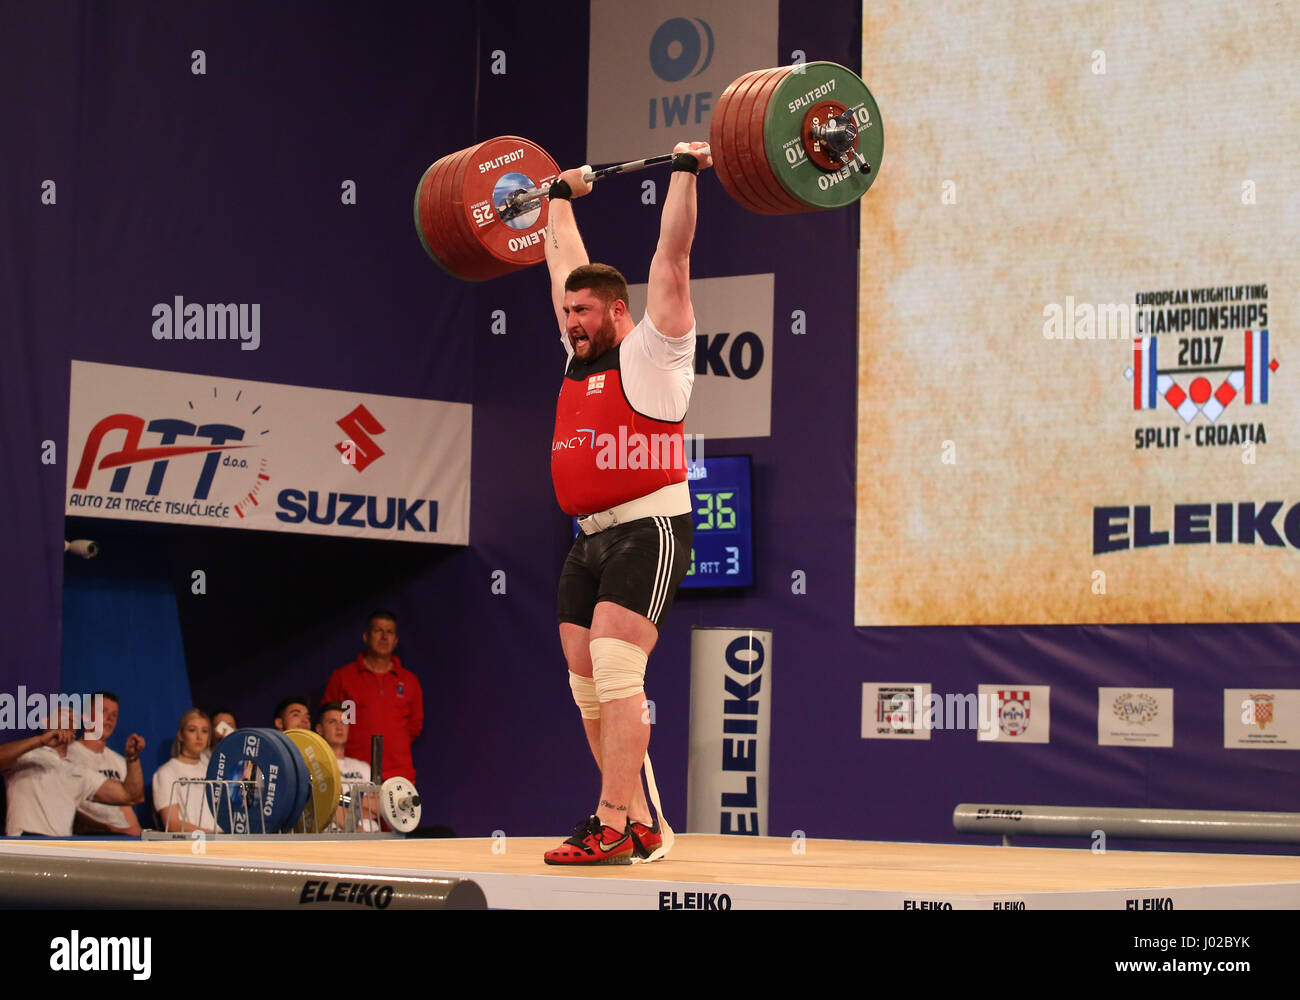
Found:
[709,75,754,211]
[416,153,457,272]
[439,146,490,279]
[414,160,441,262]
[713,70,781,214]
[420,149,477,279]
[752,67,813,213]
[720,70,787,214]
[444,142,506,281]
[453,136,558,279]
[736,69,797,214]
[741,67,808,214]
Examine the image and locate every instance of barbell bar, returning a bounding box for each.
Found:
[413,61,883,281]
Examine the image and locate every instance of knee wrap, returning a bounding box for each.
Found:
[590,637,648,702]
[568,671,601,720]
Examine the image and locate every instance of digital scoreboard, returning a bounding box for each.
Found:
[681,455,754,589]
[570,456,755,589]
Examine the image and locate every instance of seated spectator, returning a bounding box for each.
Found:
[1,706,145,837]
[68,691,143,836]
[152,708,215,833]
[317,701,378,832]
[273,696,311,733]
[205,709,237,761]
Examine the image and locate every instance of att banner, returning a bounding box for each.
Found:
[854,0,1300,624]
[65,361,471,544]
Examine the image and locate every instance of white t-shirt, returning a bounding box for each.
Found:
[335,755,378,832]
[560,312,695,422]
[337,755,371,783]
[3,747,107,836]
[151,757,215,832]
[66,742,133,830]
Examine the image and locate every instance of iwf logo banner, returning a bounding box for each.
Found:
[65,361,471,544]
[586,1,779,165]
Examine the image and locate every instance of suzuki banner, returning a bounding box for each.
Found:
[65,361,471,544]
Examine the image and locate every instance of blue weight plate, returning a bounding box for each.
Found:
[205,728,300,834]
[267,727,311,831]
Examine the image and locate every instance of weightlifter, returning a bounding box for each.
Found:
[542,141,711,865]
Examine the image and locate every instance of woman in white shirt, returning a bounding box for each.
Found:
[151,708,215,833]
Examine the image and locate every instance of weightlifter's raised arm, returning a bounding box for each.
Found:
[543,168,594,332]
[647,141,711,339]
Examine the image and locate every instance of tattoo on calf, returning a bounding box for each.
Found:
[600,800,628,812]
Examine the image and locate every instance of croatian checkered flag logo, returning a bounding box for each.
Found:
[1127,330,1276,422]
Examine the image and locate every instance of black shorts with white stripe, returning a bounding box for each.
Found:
[557,512,693,630]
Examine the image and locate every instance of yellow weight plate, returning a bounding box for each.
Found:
[284,729,343,833]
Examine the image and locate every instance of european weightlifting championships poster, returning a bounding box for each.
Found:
[855,0,1300,624]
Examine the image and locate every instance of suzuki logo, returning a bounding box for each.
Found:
[336,404,386,473]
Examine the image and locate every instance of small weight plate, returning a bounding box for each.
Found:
[380,776,422,834]
[801,99,852,170]
[764,61,882,209]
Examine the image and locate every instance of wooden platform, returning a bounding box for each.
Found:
[5,834,1299,908]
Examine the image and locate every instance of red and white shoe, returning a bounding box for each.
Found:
[543,815,634,865]
[629,817,663,860]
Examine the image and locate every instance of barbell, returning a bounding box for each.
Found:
[413,60,883,281]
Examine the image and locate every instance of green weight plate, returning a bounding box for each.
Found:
[763,61,882,209]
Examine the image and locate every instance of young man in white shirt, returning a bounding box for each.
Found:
[67,691,143,835]
[317,700,378,832]
[1,706,145,837]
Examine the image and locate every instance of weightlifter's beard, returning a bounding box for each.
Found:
[571,312,618,360]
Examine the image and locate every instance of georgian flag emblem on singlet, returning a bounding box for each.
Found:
[586,373,606,396]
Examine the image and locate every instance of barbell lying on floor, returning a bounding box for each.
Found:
[413,61,883,281]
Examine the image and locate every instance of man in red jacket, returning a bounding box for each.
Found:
[323,610,423,783]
